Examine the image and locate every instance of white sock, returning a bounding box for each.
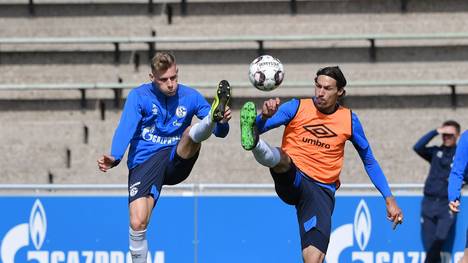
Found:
[129,228,148,263]
[189,115,215,143]
[252,139,281,168]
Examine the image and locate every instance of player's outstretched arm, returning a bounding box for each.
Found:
[97,154,116,172]
[385,196,403,229]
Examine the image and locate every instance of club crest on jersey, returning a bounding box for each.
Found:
[152,104,158,115]
[176,106,187,118]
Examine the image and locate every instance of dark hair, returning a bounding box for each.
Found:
[442,120,461,134]
[315,66,347,89]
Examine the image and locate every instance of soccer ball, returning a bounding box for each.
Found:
[248,55,284,91]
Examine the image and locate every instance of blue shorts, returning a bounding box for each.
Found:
[466,228,468,248]
[128,146,199,204]
[270,163,335,254]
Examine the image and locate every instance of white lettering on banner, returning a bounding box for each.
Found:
[352,251,427,263]
[392,252,405,263]
[375,251,390,263]
[326,199,461,263]
[26,251,164,263]
[82,251,93,263]
[0,199,165,263]
[51,251,65,263]
[407,251,420,263]
[67,251,80,263]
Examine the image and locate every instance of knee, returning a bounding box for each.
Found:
[183,126,192,138]
[178,127,201,157]
[302,245,325,263]
[271,151,292,173]
[130,217,148,231]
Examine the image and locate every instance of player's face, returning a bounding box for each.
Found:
[314,75,343,113]
[151,64,178,96]
[441,125,459,147]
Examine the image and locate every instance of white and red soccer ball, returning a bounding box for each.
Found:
[248,55,284,91]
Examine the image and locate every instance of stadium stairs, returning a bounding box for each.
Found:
[1,0,468,184]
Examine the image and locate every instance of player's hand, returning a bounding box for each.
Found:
[261,98,280,120]
[97,154,116,172]
[437,126,456,135]
[449,200,460,213]
[385,196,403,230]
[219,106,232,124]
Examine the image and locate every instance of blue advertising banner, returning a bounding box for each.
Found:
[0,195,466,263]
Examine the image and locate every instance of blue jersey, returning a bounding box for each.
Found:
[448,130,468,201]
[111,82,229,169]
[413,130,457,198]
[255,98,392,198]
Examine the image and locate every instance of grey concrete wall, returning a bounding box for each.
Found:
[1,0,468,89]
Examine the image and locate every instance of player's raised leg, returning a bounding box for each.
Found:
[240,101,288,172]
[179,80,231,159]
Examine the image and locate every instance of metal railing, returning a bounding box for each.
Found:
[1,183,466,196]
[0,183,426,192]
[2,32,468,61]
[1,79,466,108]
[0,0,423,16]
[0,183,425,190]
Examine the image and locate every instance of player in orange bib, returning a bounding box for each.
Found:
[240,66,403,263]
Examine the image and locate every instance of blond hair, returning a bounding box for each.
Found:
[151,52,176,73]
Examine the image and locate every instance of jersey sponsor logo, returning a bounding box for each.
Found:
[142,125,156,141]
[303,124,337,138]
[437,150,443,158]
[142,125,181,144]
[301,125,335,149]
[172,120,183,127]
[302,137,331,149]
[0,199,165,263]
[176,106,187,118]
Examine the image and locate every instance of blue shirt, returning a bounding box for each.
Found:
[448,130,468,201]
[255,98,392,198]
[111,82,229,169]
[413,130,457,198]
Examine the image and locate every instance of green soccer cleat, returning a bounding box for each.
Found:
[210,80,231,122]
[240,101,259,151]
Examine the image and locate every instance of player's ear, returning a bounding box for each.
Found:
[337,88,345,97]
[149,72,155,81]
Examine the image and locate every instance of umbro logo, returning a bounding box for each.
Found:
[303,124,337,138]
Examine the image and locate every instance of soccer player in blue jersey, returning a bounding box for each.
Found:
[240,66,403,263]
[448,130,468,263]
[414,121,460,263]
[97,52,231,263]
